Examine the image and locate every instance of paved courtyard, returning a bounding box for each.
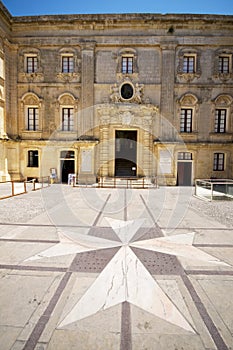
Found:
[0,184,233,350]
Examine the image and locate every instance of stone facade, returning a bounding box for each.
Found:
[0,2,232,185]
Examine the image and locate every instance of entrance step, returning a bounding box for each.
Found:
[98,177,158,189]
[115,158,136,177]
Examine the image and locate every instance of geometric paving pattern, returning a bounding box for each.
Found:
[25,217,228,333]
[0,187,233,350]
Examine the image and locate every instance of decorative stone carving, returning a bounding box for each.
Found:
[97,103,158,129]
[213,94,232,107]
[58,93,79,108]
[110,83,121,102]
[177,93,199,106]
[110,79,144,104]
[56,72,80,83]
[21,92,42,107]
[134,83,143,103]
[121,111,133,125]
[19,72,44,83]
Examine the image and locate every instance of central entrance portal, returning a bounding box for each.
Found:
[115,130,137,177]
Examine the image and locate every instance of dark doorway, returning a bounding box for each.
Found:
[60,151,75,183]
[177,162,192,186]
[115,130,137,177]
[61,160,75,183]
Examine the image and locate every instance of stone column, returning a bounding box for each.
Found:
[80,42,96,137]
[160,42,177,141]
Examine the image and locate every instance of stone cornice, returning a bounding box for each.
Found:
[11,13,233,24]
[0,1,12,23]
[9,13,233,34]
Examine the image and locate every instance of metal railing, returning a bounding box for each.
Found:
[194,178,233,201]
[0,176,50,200]
[97,176,158,189]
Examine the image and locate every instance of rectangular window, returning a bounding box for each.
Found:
[28,150,38,167]
[62,108,74,131]
[213,153,224,171]
[180,109,192,133]
[178,152,192,160]
[218,56,230,74]
[28,108,39,131]
[60,150,75,158]
[27,56,38,73]
[215,109,226,133]
[62,56,74,73]
[183,56,195,73]
[122,57,133,74]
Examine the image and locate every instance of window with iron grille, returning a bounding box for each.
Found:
[183,56,195,73]
[180,109,192,132]
[28,150,38,167]
[27,56,38,73]
[213,153,225,171]
[122,56,133,74]
[218,56,230,74]
[215,109,226,133]
[27,108,39,131]
[62,56,74,73]
[62,108,74,131]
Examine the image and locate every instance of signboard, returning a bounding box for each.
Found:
[159,150,172,174]
[81,149,92,172]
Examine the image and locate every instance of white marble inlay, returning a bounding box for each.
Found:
[59,245,193,332]
[131,233,229,266]
[105,217,145,244]
[25,218,230,332]
[25,230,122,261]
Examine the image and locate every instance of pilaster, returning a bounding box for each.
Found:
[100,125,110,177]
[160,41,177,141]
[80,41,96,137]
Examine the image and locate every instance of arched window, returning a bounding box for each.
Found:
[177,93,199,133]
[21,93,42,131]
[212,94,232,133]
[57,93,79,132]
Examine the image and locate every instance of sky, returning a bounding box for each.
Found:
[2,0,233,16]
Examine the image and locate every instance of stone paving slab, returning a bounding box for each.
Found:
[0,185,232,350]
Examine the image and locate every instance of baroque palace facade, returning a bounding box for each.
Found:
[0,2,232,185]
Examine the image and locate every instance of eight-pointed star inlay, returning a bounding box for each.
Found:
[25,218,229,332]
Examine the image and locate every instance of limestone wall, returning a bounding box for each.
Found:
[0,8,232,183]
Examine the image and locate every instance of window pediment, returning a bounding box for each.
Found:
[213,94,232,107]
[58,93,78,109]
[178,93,199,106]
[21,92,42,107]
